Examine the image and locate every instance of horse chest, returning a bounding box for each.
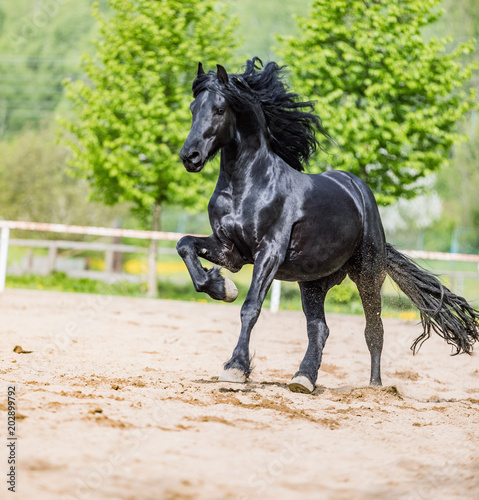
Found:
[209,191,273,257]
[212,205,254,246]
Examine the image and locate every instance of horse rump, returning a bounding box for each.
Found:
[385,243,479,355]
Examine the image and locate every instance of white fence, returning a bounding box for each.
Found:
[1,220,478,312]
[0,220,187,295]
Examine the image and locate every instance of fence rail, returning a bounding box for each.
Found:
[8,238,177,279]
[1,220,478,311]
[402,249,479,264]
[0,220,189,296]
[10,238,149,253]
[0,220,189,241]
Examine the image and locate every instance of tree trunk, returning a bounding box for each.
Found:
[112,216,123,273]
[147,204,161,297]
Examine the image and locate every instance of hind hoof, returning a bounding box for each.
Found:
[223,277,238,303]
[289,375,314,394]
[218,368,247,383]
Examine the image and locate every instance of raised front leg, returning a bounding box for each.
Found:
[219,250,283,383]
[176,235,244,302]
[289,280,331,394]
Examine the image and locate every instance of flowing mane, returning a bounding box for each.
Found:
[192,58,332,172]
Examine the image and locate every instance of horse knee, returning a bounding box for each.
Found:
[176,235,196,258]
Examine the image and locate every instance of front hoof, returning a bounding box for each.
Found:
[223,277,238,303]
[289,375,314,394]
[218,368,247,383]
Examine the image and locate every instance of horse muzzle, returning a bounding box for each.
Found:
[180,148,205,173]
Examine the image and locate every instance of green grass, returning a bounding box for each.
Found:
[10,245,477,313]
[6,272,146,296]
[6,244,478,320]
[5,271,422,318]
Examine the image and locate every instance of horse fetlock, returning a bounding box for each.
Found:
[224,354,250,377]
[193,280,208,294]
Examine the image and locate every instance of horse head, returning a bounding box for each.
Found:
[180,63,235,173]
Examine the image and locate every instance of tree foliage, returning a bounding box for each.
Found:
[278,0,477,204]
[0,125,124,230]
[63,0,238,221]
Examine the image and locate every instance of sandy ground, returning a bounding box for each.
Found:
[0,288,478,500]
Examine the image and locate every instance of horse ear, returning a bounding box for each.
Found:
[197,62,205,77]
[216,64,228,85]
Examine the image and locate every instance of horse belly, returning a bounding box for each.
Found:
[276,255,346,281]
[276,216,362,282]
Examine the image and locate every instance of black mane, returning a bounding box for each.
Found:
[192,58,332,172]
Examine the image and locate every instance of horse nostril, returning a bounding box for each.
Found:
[187,151,201,164]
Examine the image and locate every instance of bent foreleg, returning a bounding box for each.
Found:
[176,235,243,302]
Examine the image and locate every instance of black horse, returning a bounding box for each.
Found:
[177,59,479,393]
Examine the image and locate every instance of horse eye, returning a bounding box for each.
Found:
[216,108,225,115]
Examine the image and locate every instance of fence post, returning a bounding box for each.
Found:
[0,227,10,292]
[147,205,161,298]
[147,238,158,297]
[105,249,114,273]
[27,248,34,271]
[270,279,281,313]
[47,243,57,273]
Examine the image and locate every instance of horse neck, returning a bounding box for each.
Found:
[220,107,272,179]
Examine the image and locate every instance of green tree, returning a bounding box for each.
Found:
[0,125,125,229]
[62,0,238,295]
[278,0,476,204]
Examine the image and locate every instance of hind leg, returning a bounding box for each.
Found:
[340,173,388,386]
[289,274,344,394]
[359,284,384,386]
[350,267,386,386]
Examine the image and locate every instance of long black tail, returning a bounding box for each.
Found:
[386,243,479,354]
